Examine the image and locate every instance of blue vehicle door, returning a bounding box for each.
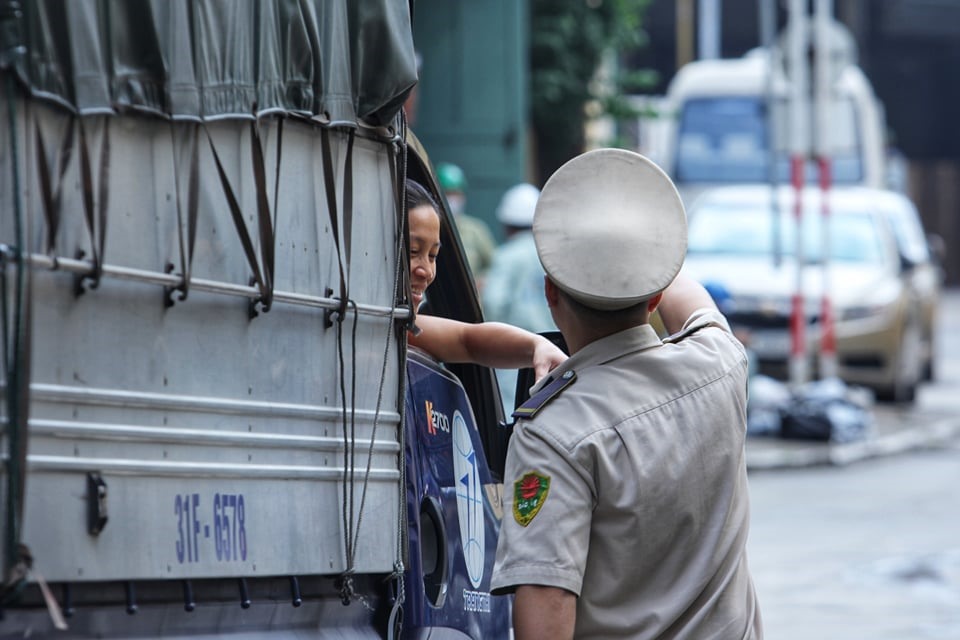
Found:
[402,348,511,638]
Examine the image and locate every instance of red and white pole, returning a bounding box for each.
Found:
[787,0,809,388]
[815,0,838,379]
[817,157,837,377]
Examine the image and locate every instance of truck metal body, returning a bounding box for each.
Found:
[0,2,510,637]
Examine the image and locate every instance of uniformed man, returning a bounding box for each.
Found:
[490,149,763,639]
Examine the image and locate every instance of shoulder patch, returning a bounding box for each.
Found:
[513,472,550,526]
[511,370,576,420]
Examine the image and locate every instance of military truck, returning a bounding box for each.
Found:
[0,1,511,637]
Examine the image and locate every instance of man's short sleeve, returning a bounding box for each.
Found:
[683,307,732,334]
[490,420,594,596]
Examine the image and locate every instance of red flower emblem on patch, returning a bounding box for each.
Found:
[513,472,550,526]
[519,474,541,500]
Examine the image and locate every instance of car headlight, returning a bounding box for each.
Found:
[836,282,902,322]
[839,303,890,322]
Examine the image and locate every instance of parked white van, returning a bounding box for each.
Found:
[657,22,887,206]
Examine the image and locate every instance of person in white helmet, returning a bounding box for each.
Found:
[482,183,558,413]
[490,150,763,639]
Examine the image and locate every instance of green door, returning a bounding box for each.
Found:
[411,0,529,241]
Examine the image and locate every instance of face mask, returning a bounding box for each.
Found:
[447,194,466,216]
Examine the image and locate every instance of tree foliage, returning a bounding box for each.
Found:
[530,0,655,184]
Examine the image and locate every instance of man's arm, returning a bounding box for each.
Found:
[655,272,719,335]
[513,585,577,640]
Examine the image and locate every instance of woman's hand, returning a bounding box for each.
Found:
[411,316,566,379]
[532,335,567,382]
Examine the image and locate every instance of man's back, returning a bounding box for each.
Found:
[490,148,762,639]
[492,310,762,639]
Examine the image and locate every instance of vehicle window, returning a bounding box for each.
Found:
[883,203,930,263]
[830,214,885,264]
[687,207,775,255]
[770,97,864,184]
[676,98,769,183]
[676,96,864,184]
[688,205,887,264]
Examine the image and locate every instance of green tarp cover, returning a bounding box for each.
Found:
[0,0,417,125]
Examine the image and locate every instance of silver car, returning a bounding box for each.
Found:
[682,185,942,402]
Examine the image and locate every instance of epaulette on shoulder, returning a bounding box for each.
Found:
[511,370,577,420]
[663,322,709,345]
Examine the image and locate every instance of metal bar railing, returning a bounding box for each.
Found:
[24,418,401,452]
[22,455,401,480]
[1,247,411,320]
[27,383,401,423]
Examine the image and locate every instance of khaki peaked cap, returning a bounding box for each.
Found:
[533,149,687,311]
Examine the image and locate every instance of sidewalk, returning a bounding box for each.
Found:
[746,287,960,470]
[746,401,960,470]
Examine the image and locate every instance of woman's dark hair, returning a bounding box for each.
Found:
[405,178,440,215]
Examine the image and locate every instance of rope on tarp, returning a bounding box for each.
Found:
[1,68,32,610]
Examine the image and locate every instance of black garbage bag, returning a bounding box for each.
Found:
[779,377,874,443]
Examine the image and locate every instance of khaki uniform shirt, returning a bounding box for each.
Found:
[491,309,763,639]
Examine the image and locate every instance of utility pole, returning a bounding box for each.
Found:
[786,0,810,388]
[676,0,695,68]
[814,0,838,379]
[759,0,782,268]
[698,0,722,60]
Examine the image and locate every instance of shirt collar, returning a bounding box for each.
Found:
[529,324,662,394]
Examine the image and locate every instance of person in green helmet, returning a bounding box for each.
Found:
[436,162,497,291]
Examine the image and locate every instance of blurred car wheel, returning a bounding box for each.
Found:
[876,315,922,404]
[921,333,936,382]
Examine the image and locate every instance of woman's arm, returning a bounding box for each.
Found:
[410,315,566,381]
